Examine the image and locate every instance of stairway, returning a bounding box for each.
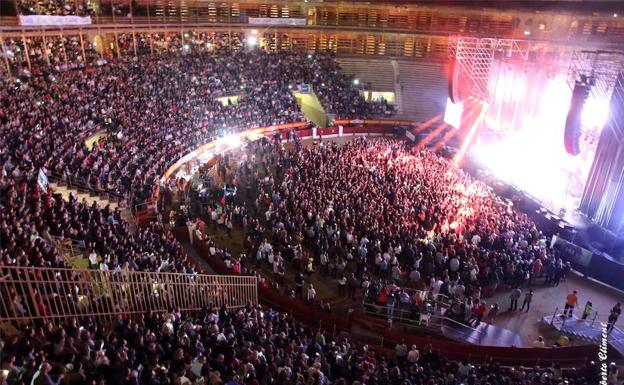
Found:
[49,180,133,223]
[391,60,404,115]
[542,314,624,357]
[293,91,327,128]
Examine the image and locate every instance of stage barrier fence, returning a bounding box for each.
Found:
[0,266,257,325]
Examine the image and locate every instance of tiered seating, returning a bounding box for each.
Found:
[398,60,449,122]
[337,57,396,91]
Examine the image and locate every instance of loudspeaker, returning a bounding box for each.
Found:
[563,82,590,155]
[448,60,461,104]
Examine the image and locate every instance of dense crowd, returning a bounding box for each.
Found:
[0,305,605,385]
[225,137,569,324]
[0,47,389,276]
[0,28,613,384]
[16,0,94,16]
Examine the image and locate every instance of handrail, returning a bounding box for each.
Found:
[362,301,484,336]
[47,169,125,204]
[548,305,624,329]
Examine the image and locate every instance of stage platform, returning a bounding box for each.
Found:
[542,314,624,357]
[441,319,523,347]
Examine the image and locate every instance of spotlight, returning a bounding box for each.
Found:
[288,85,292,89]
[614,13,618,18]
[246,36,258,48]
[184,33,189,38]
[183,44,190,50]
[251,29,258,35]
[353,79,360,86]
[524,30,531,36]
[307,54,313,59]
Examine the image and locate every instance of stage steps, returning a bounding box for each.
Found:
[441,319,523,347]
[542,314,624,357]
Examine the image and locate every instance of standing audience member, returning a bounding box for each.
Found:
[509,288,522,312]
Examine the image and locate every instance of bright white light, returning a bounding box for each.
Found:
[307,54,313,59]
[614,13,618,18]
[183,44,190,50]
[443,97,464,129]
[472,66,600,214]
[246,36,258,47]
[581,96,610,129]
[353,79,360,85]
[288,85,293,89]
[219,134,242,149]
[184,33,189,38]
[251,29,258,35]
[524,30,531,35]
[206,42,213,49]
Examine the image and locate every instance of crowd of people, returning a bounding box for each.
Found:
[0,25,618,384]
[242,137,557,296]
[16,0,94,16]
[213,137,587,330]
[0,303,608,385]
[0,45,390,306]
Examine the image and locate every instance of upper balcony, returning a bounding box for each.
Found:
[1,0,624,47]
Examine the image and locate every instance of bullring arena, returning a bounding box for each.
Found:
[2,1,624,385]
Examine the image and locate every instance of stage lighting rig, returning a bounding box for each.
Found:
[567,50,624,143]
[448,36,529,103]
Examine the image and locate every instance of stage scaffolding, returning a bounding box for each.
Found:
[448,36,529,102]
[576,50,624,234]
[567,50,624,143]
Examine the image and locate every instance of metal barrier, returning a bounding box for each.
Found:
[0,266,257,325]
[362,301,484,339]
[47,169,125,205]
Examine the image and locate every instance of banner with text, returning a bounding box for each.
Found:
[19,15,92,26]
[248,17,306,26]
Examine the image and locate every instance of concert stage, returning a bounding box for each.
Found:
[447,37,624,291]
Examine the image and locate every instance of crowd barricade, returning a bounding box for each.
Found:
[0,265,257,326]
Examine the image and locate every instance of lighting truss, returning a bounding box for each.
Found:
[567,50,624,142]
[448,36,529,102]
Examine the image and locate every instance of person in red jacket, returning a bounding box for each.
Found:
[471,299,487,327]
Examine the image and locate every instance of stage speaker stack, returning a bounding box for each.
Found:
[563,76,592,156]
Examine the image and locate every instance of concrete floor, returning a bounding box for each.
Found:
[487,272,624,346]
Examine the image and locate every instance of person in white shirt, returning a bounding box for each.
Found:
[88,250,98,269]
[407,345,419,364]
[395,341,408,362]
[307,284,316,303]
[190,355,206,377]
